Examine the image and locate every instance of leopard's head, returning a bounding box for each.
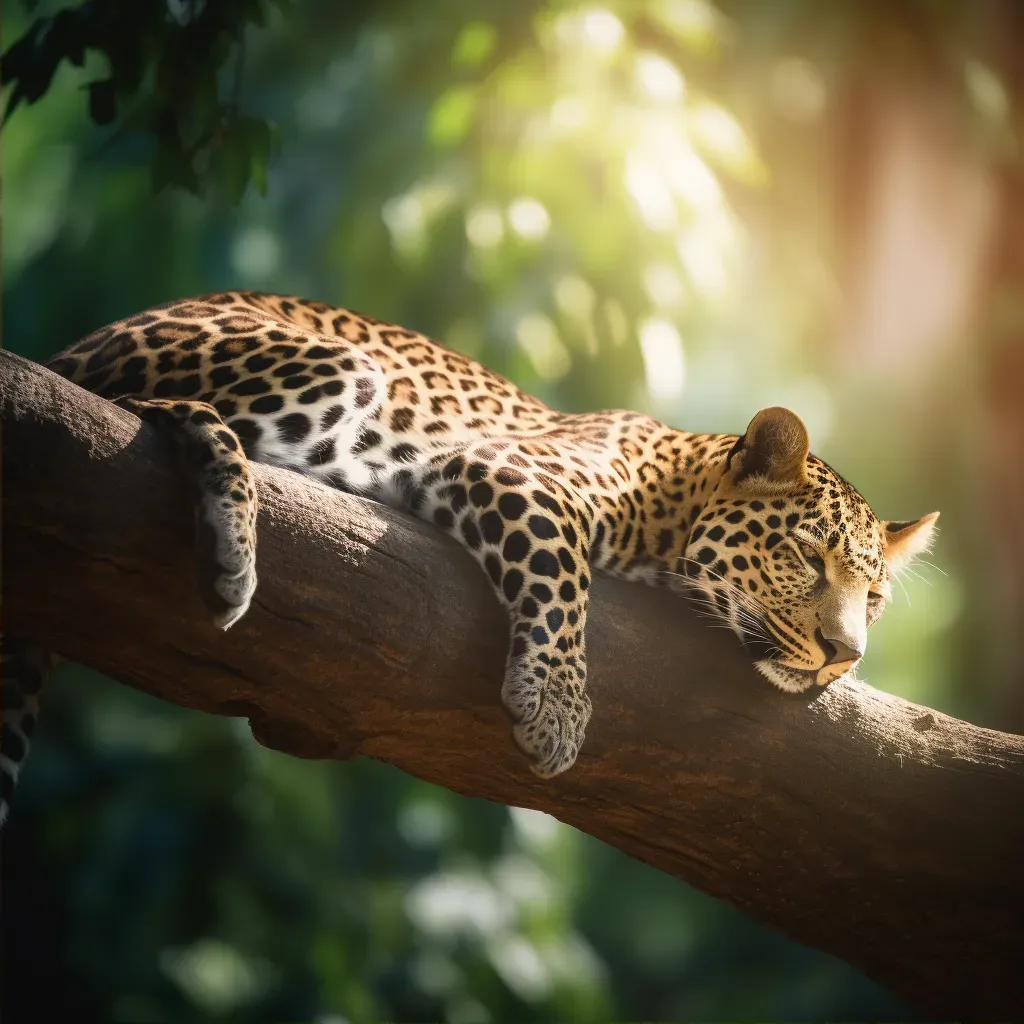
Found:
[682,407,938,692]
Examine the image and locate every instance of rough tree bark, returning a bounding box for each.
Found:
[3,350,1023,1018]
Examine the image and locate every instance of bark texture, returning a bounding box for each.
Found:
[3,350,1023,1018]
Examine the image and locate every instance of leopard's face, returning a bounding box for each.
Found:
[682,408,938,693]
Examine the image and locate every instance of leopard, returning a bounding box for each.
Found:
[0,291,939,824]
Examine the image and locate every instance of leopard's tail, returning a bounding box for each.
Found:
[1,634,54,827]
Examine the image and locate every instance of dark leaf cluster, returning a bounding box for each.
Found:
[2,0,292,198]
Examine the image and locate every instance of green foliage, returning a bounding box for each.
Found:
[6,0,1021,207]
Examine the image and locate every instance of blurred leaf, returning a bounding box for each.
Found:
[87,79,117,126]
[428,85,477,147]
[452,22,498,70]
[219,124,254,204]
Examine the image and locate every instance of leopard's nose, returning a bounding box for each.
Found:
[814,628,862,668]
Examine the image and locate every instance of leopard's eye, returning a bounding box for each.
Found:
[866,590,887,623]
[796,538,825,573]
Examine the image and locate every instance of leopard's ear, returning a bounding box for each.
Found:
[883,512,939,572]
[725,407,810,490]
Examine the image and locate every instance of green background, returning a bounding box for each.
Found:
[5,0,1020,1020]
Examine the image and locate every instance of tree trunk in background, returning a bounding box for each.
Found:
[831,20,1008,723]
[979,0,1024,732]
[983,185,1024,732]
[835,68,996,378]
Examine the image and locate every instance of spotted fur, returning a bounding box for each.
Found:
[0,292,939,820]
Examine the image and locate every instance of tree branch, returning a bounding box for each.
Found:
[3,350,1023,1018]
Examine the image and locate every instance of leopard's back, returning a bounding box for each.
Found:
[48,291,564,446]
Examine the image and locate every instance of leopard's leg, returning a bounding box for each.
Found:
[115,397,258,629]
[1,635,59,826]
[407,443,595,778]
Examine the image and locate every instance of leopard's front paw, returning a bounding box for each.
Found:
[114,395,259,632]
[195,507,258,631]
[209,560,258,630]
[503,661,592,778]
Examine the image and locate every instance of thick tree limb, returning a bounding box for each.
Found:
[3,350,1023,1017]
